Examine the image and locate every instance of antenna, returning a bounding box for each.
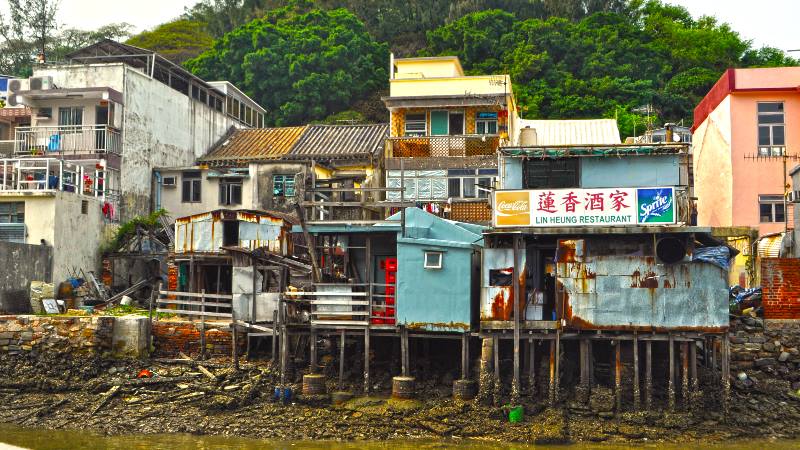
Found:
[744,150,800,234]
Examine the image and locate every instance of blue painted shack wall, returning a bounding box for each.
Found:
[396,240,475,332]
[558,256,728,330]
[499,154,682,189]
[580,155,681,188]
[392,208,483,333]
[500,156,524,189]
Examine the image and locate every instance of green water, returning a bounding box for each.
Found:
[0,424,797,450]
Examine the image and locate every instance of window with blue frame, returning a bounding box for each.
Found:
[273,174,295,197]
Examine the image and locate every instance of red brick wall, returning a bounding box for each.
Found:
[152,321,244,358]
[761,258,800,319]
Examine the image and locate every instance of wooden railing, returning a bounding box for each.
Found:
[15,125,122,156]
[155,290,234,319]
[388,135,500,158]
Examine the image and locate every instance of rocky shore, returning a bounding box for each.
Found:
[1,339,799,445]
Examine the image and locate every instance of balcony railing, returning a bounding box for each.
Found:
[0,158,120,221]
[388,135,500,158]
[14,125,122,156]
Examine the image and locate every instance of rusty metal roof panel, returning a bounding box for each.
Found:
[199,126,307,163]
[285,124,388,160]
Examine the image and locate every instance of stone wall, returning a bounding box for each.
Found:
[761,258,800,319]
[151,320,243,358]
[729,316,800,390]
[0,315,113,354]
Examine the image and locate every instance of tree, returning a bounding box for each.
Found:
[51,23,133,62]
[0,0,58,75]
[186,5,388,126]
[126,20,212,64]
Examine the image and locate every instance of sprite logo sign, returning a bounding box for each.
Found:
[636,188,675,224]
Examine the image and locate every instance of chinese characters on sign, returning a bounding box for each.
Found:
[494,187,675,228]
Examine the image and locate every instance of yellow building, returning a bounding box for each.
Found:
[383,56,519,223]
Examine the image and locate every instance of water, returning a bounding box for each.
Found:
[0,424,797,450]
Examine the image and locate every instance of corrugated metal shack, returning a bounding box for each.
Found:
[285,207,483,392]
[479,143,733,411]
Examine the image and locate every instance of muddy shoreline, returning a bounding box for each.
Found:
[1,352,799,445]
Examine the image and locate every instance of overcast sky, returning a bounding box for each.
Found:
[0,0,798,52]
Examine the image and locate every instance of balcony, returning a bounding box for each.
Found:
[387,135,500,158]
[0,157,120,221]
[14,125,122,156]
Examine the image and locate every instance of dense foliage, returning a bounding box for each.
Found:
[185,4,388,126]
[126,20,213,64]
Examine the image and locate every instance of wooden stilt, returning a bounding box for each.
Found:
[722,333,731,416]
[579,338,590,388]
[633,333,640,411]
[681,341,689,408]
[232,323,239,370]
[271,310,278,364]
[364,328,370,394]
[200,289,206,361]
[339,329,346,389]
[401,327,409,377]
[615,340,622,412]
[645,340,652,410]
[512,236,521,398]
[668,334,676,411]
[461,333,469,379]
[548,339,555,405]
[554,330,560,403]
[528,337,535,397]
[710,335,716,371]
[280,326,288,386]
[310,328,317,373]
[703,336,710,368]
[493,336,500,383]
[690,340,698,393]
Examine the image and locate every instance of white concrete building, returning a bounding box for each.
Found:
[0,39,265,284]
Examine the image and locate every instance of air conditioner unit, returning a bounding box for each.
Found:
[162,176,177,187]
[788,191,800,203]
[5,78,29,107]
[7,78,28,93]
[29,76,53,90]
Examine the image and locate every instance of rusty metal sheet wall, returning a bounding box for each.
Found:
[559,256,728,331]
[481,248,526,321]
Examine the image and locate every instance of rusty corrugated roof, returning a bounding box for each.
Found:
[285,123,388,160]
[199,126,306,164]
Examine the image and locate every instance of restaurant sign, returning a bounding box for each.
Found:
[493,187,675,228]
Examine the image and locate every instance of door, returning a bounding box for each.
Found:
[430,110,448,135]
[95,105,108,150]
[448,112,464,135]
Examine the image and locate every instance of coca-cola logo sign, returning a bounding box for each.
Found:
[497,200,529,212]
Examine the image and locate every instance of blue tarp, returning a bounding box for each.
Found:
[692,246,731,271]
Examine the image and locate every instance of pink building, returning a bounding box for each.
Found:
[692,67,800,236]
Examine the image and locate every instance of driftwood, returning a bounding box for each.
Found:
[198,365,217,380]
[91,385,120,415]
[14,399,68,423]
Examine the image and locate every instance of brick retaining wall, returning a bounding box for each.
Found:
[151,320,244,358]
[761,258,800,320]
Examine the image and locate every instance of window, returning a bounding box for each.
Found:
[181,171,201,203]
[219,179,243,206]
[424,251,443,269]
[0,202,24,223]
[447,168,497,199]
[476,111,498,134]
[404,113,426,136]
[759,195,785,223]
[758,102,785,156]
[0,202,25,243]
[273,174,295,197]
[524,159,579,189]
[81,200,88,215]
[58,107,83,127]
[36,107,52,119]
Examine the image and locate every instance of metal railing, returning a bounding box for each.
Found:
[14,125,122,156]
[284,282,397,327]
[387,135,500,158]
[0,158,121,221]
